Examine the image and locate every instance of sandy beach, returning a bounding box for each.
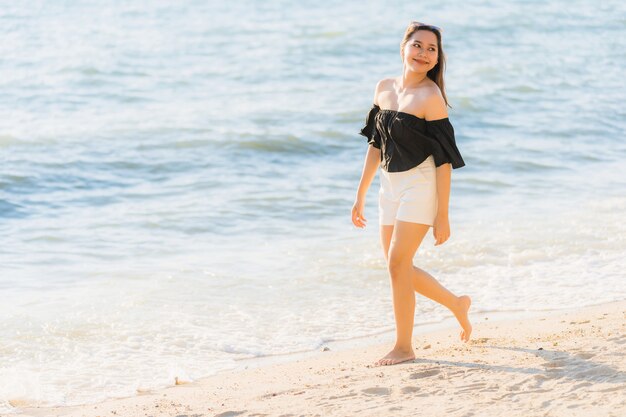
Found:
[14,300,625,417]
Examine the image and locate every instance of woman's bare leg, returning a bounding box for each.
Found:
[412,266,472,342]
[375,220,428,366]
[379,224,472,346]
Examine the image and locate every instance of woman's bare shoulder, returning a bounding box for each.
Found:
[423,87,448,121]
[422,78,443,97]
[373,77,397,105]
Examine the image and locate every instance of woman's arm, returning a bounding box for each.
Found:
[352,143,381,229]
[356,145,381,201]
[352,81,384,228]
[435,164,451,219]
[424,91,452,244]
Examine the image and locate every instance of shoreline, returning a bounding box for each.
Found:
[15,299,626,417]
[229,302,611,374]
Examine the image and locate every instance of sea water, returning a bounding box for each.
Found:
[1,0,625,412]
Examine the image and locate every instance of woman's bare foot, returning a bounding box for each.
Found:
[374,347,416,366]
[452,295,472,342]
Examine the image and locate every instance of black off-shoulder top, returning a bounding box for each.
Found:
[359,103,465,172]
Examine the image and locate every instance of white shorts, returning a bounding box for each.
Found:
[378,155,438,226]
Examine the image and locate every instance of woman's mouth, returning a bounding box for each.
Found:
[414,58,429,65]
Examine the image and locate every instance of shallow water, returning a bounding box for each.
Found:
[1,0,625,411]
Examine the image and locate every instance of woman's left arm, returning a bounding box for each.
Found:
[434,164,451,245]
[424,91,452,246]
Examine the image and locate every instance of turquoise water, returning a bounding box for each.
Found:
[1,0,625,411]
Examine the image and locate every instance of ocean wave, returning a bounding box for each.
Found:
[0,200,25,219]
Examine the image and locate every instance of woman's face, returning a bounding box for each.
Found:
[402,30,439,73]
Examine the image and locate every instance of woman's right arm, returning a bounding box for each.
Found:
[352,144,381,228]
[352,81,384,228]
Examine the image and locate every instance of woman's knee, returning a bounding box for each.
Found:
[387,253,413,279]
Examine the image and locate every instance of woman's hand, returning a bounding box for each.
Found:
[433,213,450,245]
[351,198,367,228]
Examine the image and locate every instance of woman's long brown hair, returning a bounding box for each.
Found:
[400,23,450,108]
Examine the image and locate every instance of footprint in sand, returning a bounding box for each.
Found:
[575,351,595,360]
[456,382,487,393]
[410,368,440,379]
[215,411,247,417]
[327,392,358,400]
[401,386,420,394]
[545,359,567,368]
[361,387,391,396]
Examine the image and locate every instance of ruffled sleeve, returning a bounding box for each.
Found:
[424,118,465,169]
[358,104,381,149]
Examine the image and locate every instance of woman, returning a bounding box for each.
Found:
[352,21,472,367]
